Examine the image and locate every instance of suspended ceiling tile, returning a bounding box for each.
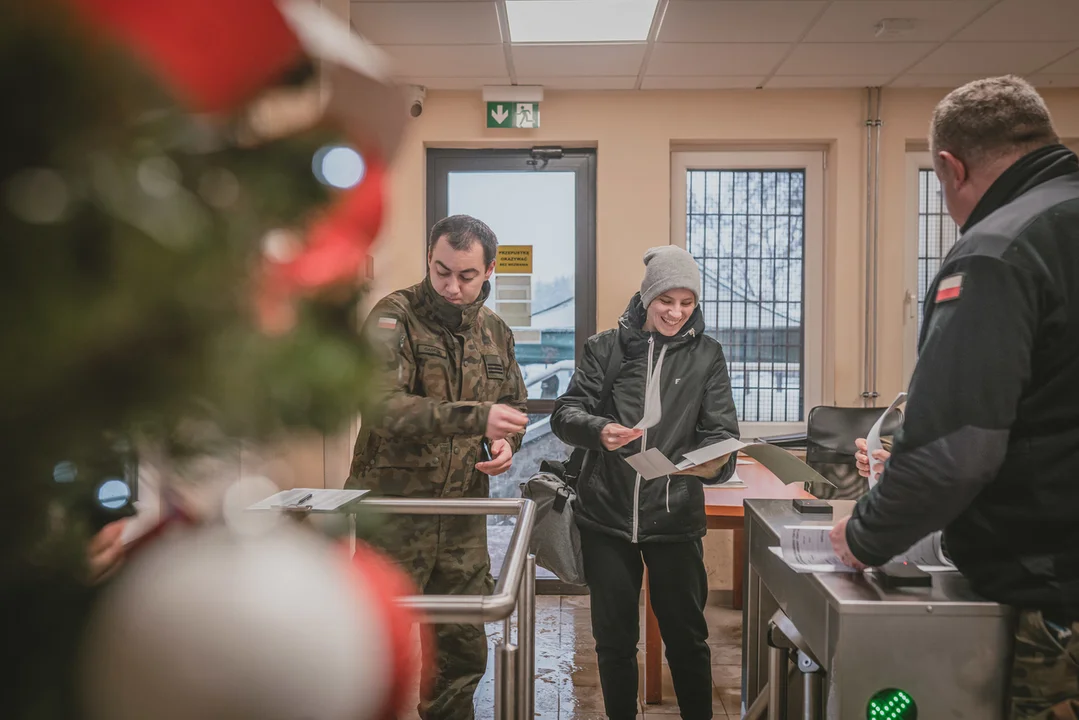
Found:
[889,73,1004,88]
[908,42,1077,76]
[350,2,502,45]
[381,44,508,78]
[1026,74,1079,88]
[776,42,936,76]
[804,0,992,43]
[401,76,511,90]
[639,75,764,89]
[1038,49,1079,75]
[511,44,648,77]
[766,75,893,88]
[517,76,639,90]
[658,1,826,44]
[953,0,1079,43]
[648,43,789,76]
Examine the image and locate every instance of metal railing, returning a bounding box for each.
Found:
[362,497,537,720]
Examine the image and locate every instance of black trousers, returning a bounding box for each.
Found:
[580,526,713,720]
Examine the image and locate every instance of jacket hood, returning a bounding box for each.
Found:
[618,292,705,344]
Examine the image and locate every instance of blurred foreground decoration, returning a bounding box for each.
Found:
[1,0,413,717]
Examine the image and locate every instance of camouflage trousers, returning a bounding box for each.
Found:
[366,512,493,720]
[1010,609,1079,719]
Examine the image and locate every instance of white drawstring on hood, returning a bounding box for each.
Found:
[640,340,673,513]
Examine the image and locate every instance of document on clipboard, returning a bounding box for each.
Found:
[624,438,835,486]
[247,488,370,513]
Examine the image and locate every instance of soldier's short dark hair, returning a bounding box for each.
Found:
[930,76,1058,169]
[428,215,498,267]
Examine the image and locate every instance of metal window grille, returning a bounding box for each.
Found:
[685,169,805,423]
[917,169,960,335]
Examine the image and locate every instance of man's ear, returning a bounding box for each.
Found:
[484,261,496,281]
[938,150,968,188]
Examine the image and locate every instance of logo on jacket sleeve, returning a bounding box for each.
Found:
[935,273,963,303]
[377,316,398,330]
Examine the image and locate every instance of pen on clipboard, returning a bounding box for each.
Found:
[291,492,313,506]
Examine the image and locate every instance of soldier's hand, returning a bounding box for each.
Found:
[476,439,514,476]
[829,516,867,570]
[600,423,643,451]
[487,404,528,440]
[854,438,889,478]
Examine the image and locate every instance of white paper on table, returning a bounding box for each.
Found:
[247,488,370,513]
[632,346,667,430]
[867,391,906,487]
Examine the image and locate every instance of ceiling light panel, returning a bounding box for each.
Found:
[505,0,661,44]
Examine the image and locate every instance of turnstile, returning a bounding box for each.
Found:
[741,499,1015,719]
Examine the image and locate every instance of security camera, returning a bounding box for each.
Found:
[408,85,426,118]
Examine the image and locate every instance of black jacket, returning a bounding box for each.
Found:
[551,294,740,543]
[847,145,1079,616]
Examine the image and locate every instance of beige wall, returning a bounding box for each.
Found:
[373,86,1079,409]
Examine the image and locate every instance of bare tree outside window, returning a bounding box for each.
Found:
[685,169,806,423]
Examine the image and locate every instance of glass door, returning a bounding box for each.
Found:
[427,149,596,590]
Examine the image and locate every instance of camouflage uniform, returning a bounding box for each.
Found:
[1010,610,1079,719]
[346,277,527,720]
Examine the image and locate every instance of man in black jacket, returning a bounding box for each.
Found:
[831,76,1079,718]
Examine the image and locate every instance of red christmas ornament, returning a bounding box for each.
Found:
[65,0,304,114]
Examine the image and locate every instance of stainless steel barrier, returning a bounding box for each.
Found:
[362,497,537,720]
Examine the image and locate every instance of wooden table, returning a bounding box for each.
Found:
[642,459,814,705]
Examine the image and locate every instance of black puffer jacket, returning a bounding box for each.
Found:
[551,294,740,543]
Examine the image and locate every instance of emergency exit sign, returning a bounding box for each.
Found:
[487,102,540,129]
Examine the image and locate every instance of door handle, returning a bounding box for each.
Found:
[903,290,917,320]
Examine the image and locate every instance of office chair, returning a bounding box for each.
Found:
[803,405,903,500]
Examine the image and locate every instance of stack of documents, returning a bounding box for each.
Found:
[770,524,955,573]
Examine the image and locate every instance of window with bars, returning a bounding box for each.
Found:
[685,169,806,424]
[917,168,960,333]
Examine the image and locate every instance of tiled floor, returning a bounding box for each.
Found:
[404,594,744,719]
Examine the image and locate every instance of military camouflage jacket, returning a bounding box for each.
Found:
[347,277,527,499]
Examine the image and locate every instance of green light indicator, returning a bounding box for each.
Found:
[866,689,917,720]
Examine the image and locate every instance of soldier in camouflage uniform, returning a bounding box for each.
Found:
[347,215,528,720]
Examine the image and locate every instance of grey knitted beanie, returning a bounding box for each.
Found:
[640,246,701,308]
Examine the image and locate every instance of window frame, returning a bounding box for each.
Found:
[903,151,933,388]
[670,150,825,438]
[426,148,598,415]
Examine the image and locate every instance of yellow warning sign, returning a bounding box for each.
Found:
[495,245,533,274]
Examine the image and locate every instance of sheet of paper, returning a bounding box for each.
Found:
[625,437,836,486]
[780,524,855,569]
[623,447,681,480]
[740,442,836,487]
[769,546,859,573]
[867,391,906,487]
[247,488,370,513]
[894,531,955,568]
[633,346,666,430]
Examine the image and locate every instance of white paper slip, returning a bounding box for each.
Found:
[624,447,682,479]
[768,546,859,574]
[867,391,906,487]
[632,345,667,430]
[247,488,370,513]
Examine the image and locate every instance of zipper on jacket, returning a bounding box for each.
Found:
[632,336,654,543]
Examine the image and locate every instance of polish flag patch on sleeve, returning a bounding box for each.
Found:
[377,316,398,330]
[935,273,963,303]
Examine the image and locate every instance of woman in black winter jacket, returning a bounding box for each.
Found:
[552,245,740,720]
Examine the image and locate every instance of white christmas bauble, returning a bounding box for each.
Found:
[80,524,392,720]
